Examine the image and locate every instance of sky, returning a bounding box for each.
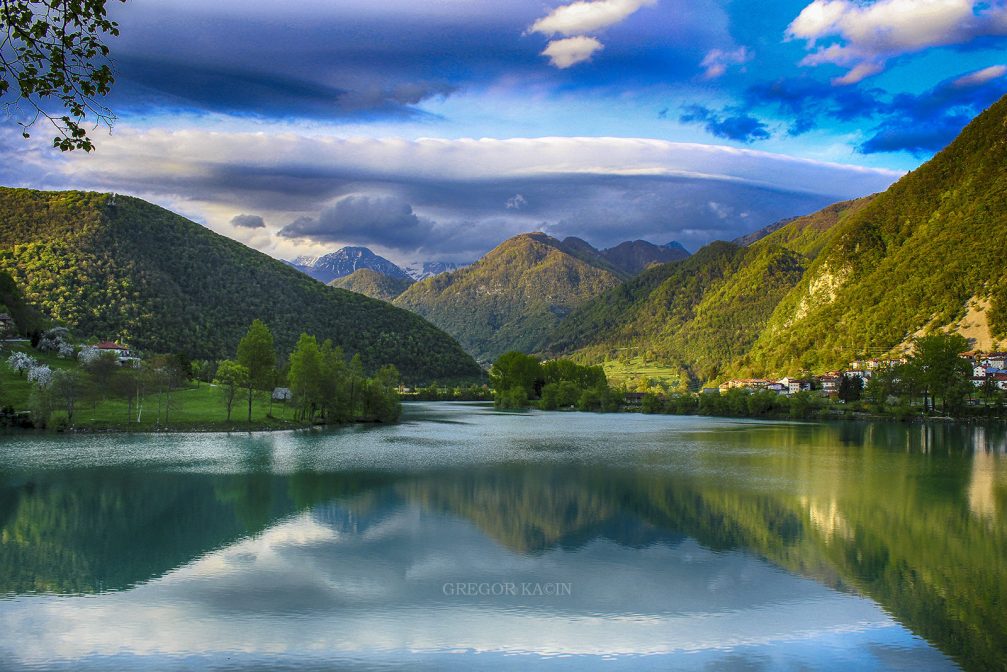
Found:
[4,0,1007,264]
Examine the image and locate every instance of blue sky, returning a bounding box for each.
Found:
[4,0,1006,263]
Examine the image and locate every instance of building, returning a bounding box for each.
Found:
[719,379,773,393]
[96,340,131,356]
[95,340,140,366]
[818,375,840,394]
[778,377,813,394]
[624,392,648,407]
[983,353,1007,369]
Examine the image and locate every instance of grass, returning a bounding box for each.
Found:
[601,357,686,391]
[0,343,308,432]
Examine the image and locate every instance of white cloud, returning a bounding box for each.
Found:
[953,63,1007,87]
[541,36,605,68]
[13,127,902,261]
[528,0,657,68]
[529,0,657,37]
[506,194,528,209]
[700,47,752,79]
[786,0,1007,84]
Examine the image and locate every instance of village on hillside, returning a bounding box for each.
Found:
[715,351,1007,398]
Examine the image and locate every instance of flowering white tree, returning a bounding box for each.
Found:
[57,342,76,359]
[78,346,101,365]
[6,351,36,375]
[27,364,53,388]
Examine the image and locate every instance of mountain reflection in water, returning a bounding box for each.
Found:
[0,403,1003,670]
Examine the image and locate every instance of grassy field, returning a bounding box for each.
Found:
[0,343,306,432]
[601,357,687,391]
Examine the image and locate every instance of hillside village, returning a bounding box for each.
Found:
[716,351,1007,398]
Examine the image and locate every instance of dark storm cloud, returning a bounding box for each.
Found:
[277,195,434,248]
[230,214,266,229]
[274,175,845,258]
[679,105,770,143]
[54,132,900,261]
[102,0,724,121]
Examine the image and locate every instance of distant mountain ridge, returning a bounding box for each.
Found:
[404,261,470,281]
[288,247,411,284]
[393,232,629,364]
[330,268,415,301]
[600,240,690,275]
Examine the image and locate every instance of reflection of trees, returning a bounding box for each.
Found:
[0,421,1004,669]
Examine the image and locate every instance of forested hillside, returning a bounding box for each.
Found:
[737,95,1007,375]
[330,268,414,301]
[541,198,870,385]
[0,188,481,382]
[394,232,624,364]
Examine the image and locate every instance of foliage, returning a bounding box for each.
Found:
[495,386,529,410]
[489,350,621,412]
[6,349,34,374]
[50,367,83,421]
[0,269,43,333]
[837,374,863,403]
[744,97,1007,374]
[0,0,124,150]
[213,359,247,422]
[236,319,276,422]
[329,268,414,302]
[488,351,543,400]
[395,233,624,365]
[540,217,850,386]
[0,188,481,383]
[903,332,972,412]
[286,332,400,423]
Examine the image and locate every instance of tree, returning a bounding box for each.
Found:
[50,368,83,422]
[907,333,971,412]
[82,349,117,406]
[346,353,365,419]
[361,364,400,422]
[489,352,543,400]
[214,359,248,422]
[837,374,863,403]
[288,334,322,421]
[318,339,349,422]
[1,0,125,150]
[110,366,140,423]
[236,320,276,422]
[144,354,184,425]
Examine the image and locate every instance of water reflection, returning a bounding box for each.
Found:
[0,405,1004,670]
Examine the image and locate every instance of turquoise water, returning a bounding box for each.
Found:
[1,402,1005,670]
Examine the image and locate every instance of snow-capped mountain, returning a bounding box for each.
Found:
[403,261,471,281]
[287,247,411,284]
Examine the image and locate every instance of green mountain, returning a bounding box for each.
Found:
[393,232,625,364]
[541,198,872,385]
[545,95,1007,385]
[329,268,415,301]
[0,188,481,383]
[737,96,1007,375]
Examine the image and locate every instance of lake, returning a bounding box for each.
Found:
[0,402,1004,671]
